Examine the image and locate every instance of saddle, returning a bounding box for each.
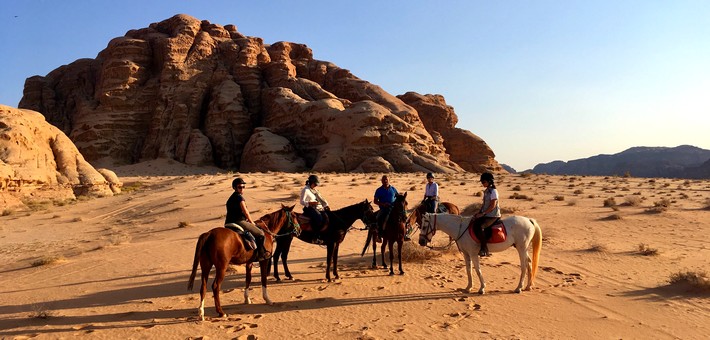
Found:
[436,205,448,214]
[468,220,507,244]
[224,223,257,250]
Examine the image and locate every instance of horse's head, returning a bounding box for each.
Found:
[394,192,408,221]
[419,213,437,246]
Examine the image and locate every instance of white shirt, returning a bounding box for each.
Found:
[424,182,439,198]
[300,185,329,211]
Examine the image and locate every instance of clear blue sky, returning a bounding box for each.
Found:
[1,1,709,171]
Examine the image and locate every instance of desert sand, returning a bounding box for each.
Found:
[1,159,708,339]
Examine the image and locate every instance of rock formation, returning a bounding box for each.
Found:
[19,14,500,173]
[0,105,121,205]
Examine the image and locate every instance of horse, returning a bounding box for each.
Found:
[406,201,461,231]
[360,193,409,275]
[187,205,298,321]
[419,213,542,295]
[271,199,373,282]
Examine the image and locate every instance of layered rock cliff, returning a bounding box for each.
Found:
[19,14,500,173]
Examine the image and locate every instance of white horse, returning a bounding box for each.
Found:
[419,213,542,294]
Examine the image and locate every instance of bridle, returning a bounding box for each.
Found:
[264,207,301,238]
[420,213,467,250]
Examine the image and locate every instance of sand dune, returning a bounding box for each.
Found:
[1,160,708,339]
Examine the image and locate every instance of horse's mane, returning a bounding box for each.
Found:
[328,200,370,230]
[257,205,293,231]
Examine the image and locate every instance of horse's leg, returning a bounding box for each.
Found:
[272,241,282,282]
[397,238,404,275]
[212,262,229,318]
[259,259,273,305]
[462,252,474,293]
[514,245,530,293]
[282,237,294,280]
[332,242,340,280]
[388,240,395,276]
[380,240,387,269]
[325,243,333,282]
[198,258,211,321]
[472,253,486,295]
[244,262,253,304]
[371,232,378,269]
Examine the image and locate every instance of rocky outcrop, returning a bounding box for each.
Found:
[19,14,499,173]
[397,92,501,172]
[0,105,122,199]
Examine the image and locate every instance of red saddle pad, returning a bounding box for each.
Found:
[468,221,507,244]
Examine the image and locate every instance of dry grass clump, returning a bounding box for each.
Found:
[668,270,710,291]
[500,206,517,214]
[636,243,659,256]
[473,191,482,197]
[603,197,616,207]
[29,305,57,319]
[586,243,609,253]
[623,196,642,207]
[509,192,531,200]
[122,181,145,193]
[31,255,66,267]
[554,195,565,201]
[703,198,710,210]
[178,221,193,228]
[573,189,584,195]
[1,209,13,216]
[512,185,522,191]
[273,183,289,190]
[400,242,441,262]
[461,203,482,216]
[604,213,623,220]
[645,198,671,213]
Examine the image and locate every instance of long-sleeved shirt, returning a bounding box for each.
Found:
[300,185,329,211]
[424,182,439,199]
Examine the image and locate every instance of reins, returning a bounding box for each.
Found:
[422,214,468,251]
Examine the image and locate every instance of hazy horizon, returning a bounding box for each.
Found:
[1,1,708,170]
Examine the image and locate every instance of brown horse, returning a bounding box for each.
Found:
[187,205,298,321]
[407,201,461,231]
[361,193,409,275]
[271,199,373,282]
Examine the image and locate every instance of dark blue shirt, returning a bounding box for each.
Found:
[225,193,246,223]
[374,185,398,204]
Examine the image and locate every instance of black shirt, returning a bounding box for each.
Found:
[225,192,246,224]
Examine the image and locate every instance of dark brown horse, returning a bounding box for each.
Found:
[361,192,409,275]
[271,199,373,282]
[187,205,298,321]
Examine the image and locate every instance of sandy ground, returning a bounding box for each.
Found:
[1,159,709,339]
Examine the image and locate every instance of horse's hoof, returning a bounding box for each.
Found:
[514,288,522,294]
[285,276,293,280]
[275,278,281,282]
[245,298,252,304]
[478,289,485,295]
[389,272,394,276]
[399,271,405,275]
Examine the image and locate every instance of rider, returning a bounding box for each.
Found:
[422,172,439,213]
[471,172,501,257]
[225,177,266,260]
[300,174,330,240]
[373,175,399,240]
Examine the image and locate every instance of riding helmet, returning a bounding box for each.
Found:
[480,172,494,183]
[232,177,246,188]
[307,174,320,185]
[426,172,435,179]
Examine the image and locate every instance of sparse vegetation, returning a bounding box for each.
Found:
[637,243,659,256]
[122,181,145,193]
[401,241,440,262]
[178,221,192,228]
[509,192,531,200]
[646,198,671,213]
[605,213,623,220]
[623,196,642,207]
[512,185,522,191]
[31,255,65,267]
[554,195,565,201]
[669,270,710,291]
[587,243,609,253]
[573,189,584,195]
[1,209,13,216]
[603,197,616,207]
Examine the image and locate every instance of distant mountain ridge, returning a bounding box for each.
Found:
[530,145,710,179]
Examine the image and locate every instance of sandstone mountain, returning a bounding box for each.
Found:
[19,14,500,173]
[0,105,122,208]
[530,145,710,179]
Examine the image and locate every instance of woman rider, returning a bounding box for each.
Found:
[471,172,501,257]
[225,177,266,260]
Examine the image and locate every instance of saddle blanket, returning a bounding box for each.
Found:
[224,223,257,250]
[468,221,507,244]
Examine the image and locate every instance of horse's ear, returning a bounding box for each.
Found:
[403,192,408,198]
[288,204,295,210]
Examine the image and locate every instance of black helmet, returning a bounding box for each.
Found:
[232,177,246,189]
[480,172,494,183]
[426,172,435,179]
[307,174,319,185]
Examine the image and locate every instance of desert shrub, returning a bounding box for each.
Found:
[409,185,417,191]
[461,203,482,216]
[624,196,642,207]
[273,183,289,190]
[1,209,13,216]
[605,213,623,220]
[122,181,145,193]
[637,243,659,256]
[22,199,52,212]
[71,217,83,222]
[603,197,616,207]
[509,193,530,200]
[587,243,609,253]
[473,191,482,197]
[573,189,584,195]
[401,242,441,262]
[554,195,565,201]
[704,198,710,210]
[646,198,671,213]
[178,221,192,228]
[501,206,517,214]
[31,255,65,267]
[520,172,533,178]
[669,270,710,291]
[512,185,522,191]
[566,199,577,206]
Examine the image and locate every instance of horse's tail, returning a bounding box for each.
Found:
[361,228,372,256]
[188,231,210,291]
[529,218,543,283]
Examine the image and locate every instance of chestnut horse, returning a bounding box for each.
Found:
[360,193,409,275]
[271,199,373,282]
[406,201,461,232]
[187,205,298,321]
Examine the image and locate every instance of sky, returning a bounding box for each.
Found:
[1,1,709,171]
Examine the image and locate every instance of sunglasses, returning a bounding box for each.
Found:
[236,185,246,189]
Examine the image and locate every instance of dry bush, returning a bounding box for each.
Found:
[669,270,710,291]
[273,183,289,190]
[566,199,577,206]
[29,304,57,319]
[603,197,617,207]
[288,191,300,199]
[637,243,659,256]
[554,195,565,201]
[31,255,65,267]
[624,196,642,207]
[704,198,710,210]
[71,217,83,222]
[122,181,145,193]
[605,213,623,220]
[409,185,417,190]
[1,209,13,216]
[646,198,671,213]
[109,233,131,246]
[501,206,517,214]
[22,198,52,212]
[587,243,609,253]
[473,191,482,197]
[512,185,522,191]
[509,192,530,200]
[400,241,441,262]
[178,221,192,228]
[461,203,482,216]
[573,189,584,195]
